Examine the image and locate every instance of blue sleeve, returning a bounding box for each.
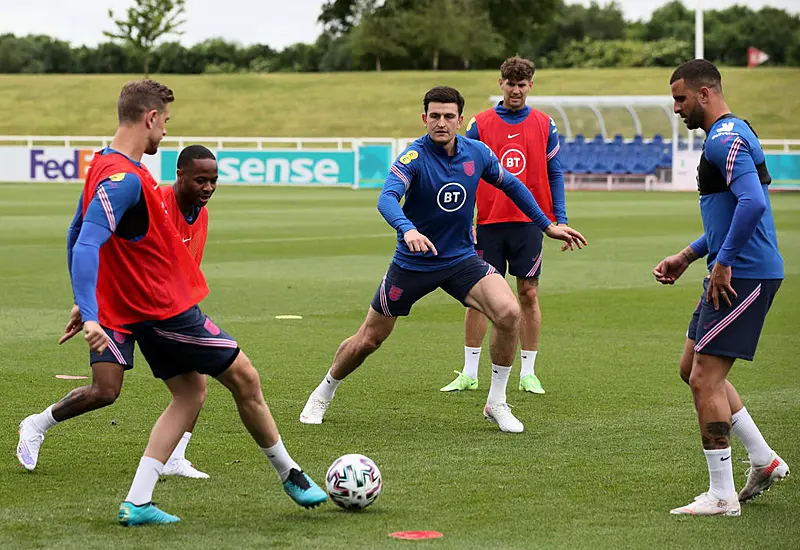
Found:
[66,194,83,287]
[546,118,567,224]
[82,173,142,231]
[71,222,112,324]
[479,145,551,231]
[71,174,142,324]
[706,134,757,187]
[465,117,480,141]
[690,234,708,258]
[716,171,767,266]
[377,149,418,234]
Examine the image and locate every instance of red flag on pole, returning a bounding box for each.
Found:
[747,46,769,67]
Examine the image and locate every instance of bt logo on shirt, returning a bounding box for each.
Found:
[437,182,467,212]
[500,147,526,176]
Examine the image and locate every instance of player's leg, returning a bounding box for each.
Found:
[162,396,209,479]
[301,262,431,424]
[300,307,397,424]
[16,329,133,471]
[444,224,505,392]
[671,278,785,516]
[119,371,206,526]
[214,350,327,508]
[450,258,523,432]
[507,224,544,393]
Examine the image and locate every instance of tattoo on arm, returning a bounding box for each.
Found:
[681,246,699,263]
[701,421,731,450]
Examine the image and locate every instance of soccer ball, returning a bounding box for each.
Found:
[325,454,382,510]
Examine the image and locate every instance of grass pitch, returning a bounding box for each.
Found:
[0,185,798,549]
[0,68,799,139]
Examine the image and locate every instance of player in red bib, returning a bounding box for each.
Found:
[16,82,326,526]
[16,145,218,481]
[441,56,573,395]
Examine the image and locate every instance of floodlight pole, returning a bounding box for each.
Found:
[695,0,704,59]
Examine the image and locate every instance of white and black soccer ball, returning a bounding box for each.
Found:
[325,454,382,510]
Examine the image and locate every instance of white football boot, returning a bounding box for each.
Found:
[16,415,45,471]
[738,453,790,502]
[300,393,331,425]
[483,403,524,433]
[670,492,741,517]
[162,458,210,479]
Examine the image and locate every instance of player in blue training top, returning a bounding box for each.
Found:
[300,86,586,433]
[654,60,788,517]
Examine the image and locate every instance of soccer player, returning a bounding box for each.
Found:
[26,80,326,526]
[654,60,788,517]
[16,145,219,480]
[441,56,567,395]
[299,86,586,432]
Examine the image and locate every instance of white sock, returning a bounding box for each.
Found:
[704,447,736,500]
[315,369,341,401]
[168,432,192,463]
[30,405,59,433]
[262,438,300,483]
[732,407,773,466]
[487,364,512,407]
[125,456,164,506]
[463,346,481,379]
[520,350,538,378]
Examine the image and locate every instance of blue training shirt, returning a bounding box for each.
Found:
[377,134,552,271]
[690,115,783,280]
[466,102,567,224]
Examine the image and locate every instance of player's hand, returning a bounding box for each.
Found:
[404,229,438,256]
[472,225,477,245]
[544,224,587,251]
[58,304,84,344]
[83,321,108,355]
[707,262,736,310]
[653,254,690,285]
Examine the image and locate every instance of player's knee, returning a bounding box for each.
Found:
[518,283,539,307]
[493,300,520,332]
[91,383,121,407]
[688,368,714,396]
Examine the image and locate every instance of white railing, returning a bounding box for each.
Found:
[0,135,396,152]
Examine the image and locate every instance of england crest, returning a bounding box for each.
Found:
[462,160,475,176]
[388,285,404,301]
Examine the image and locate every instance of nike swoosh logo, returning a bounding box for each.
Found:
[507,133,521,139]
[721,455,731,461]
[471,351,479,355]
[183,238,191,243]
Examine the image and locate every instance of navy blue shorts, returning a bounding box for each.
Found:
[475,222,543,278]
[90,306,240,380]
[90,327,135,369]
[370,255,498,317]
[687,278,781,361]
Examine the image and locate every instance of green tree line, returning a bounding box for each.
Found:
[1,0,798,74]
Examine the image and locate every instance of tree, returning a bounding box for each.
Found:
[104,0,187,76]
[480,0,558,58]
[349,6,407,71]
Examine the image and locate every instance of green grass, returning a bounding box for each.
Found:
[1,68,799,138]
[0,185,798,549]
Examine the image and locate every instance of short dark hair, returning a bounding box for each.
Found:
[670,59,722,91]
[500,56,535,82]
[117,79,175,124]
[177,144,216,170]
[424,86,465,115]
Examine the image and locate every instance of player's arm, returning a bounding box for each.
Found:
[546,118,568,225]
[465,117,480,141]
[66,194,84,285]
[71,174,142,331]
[708,136,766,267]
[653,235,706,285]
[377,148,437,255]
[480,146,586,250]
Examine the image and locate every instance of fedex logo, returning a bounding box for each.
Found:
[30,149,93,180]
